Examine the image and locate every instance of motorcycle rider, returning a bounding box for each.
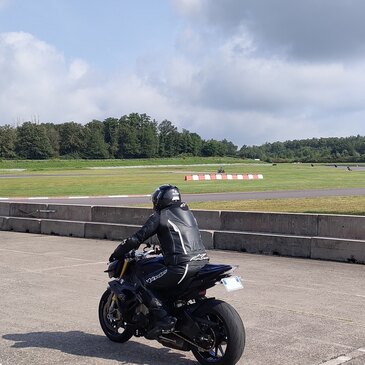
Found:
[109,184,209,339]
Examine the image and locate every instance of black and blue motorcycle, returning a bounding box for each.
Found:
[99,244,245,365]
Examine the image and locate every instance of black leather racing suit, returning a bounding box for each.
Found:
[111,202,209,291]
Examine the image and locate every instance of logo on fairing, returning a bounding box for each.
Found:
[146,269,168,284]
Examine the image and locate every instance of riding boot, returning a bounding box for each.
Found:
[139,290,176,339]
[146,307,176,339]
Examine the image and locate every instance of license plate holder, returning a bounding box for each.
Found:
[222,276,243,292]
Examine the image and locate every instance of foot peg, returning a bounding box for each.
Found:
[145,316,176,339]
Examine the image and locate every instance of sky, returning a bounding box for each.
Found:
[1,0,365,147]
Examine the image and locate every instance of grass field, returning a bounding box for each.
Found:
[0,157,245,170]
[188,196,365,215]
[1,158,364,215]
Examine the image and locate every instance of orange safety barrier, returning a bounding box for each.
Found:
[184,174,264,181]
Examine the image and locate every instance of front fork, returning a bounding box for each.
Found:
[111,259,129,303]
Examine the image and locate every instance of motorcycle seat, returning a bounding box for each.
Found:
[194,264,232,279]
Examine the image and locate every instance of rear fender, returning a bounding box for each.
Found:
[196,264,233,282]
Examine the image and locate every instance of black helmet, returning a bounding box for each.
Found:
[151,184,181,211]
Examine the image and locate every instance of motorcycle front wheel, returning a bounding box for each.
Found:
[192,299,245,365]
[98,288,133,343]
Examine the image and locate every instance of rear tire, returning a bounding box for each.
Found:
[192,299,245,365]
[98,288,133,343]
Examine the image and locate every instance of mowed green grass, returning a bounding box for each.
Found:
[0,157,244,170]
[188,196,365,215]
[1,159,364,214]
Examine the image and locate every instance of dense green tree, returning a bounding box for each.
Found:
[58,122,85,158]
[83,120,109,159]
[103,117,120,158]
[3,112,364,162]
[239,135,365,162]
[118,115,140,158]
[201,139,225,157]
[138,114,158,158]
[189,133,203,156]
[178,129,193,155]
[43,123,60,157]
[115,113,159,158]
[238,145,267,160]
[158,120,179,157]
[0,125,17,158]
[220,139,238,156]
[15,122,53,159]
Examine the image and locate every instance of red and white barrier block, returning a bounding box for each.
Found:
[185,173,264,181]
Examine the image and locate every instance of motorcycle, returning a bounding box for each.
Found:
[98,244,245,365]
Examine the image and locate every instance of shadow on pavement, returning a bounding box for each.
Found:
[3,330,197,365]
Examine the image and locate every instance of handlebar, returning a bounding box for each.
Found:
[124,243,161,261]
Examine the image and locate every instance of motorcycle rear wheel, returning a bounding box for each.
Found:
[98,288,134,343]
[192,299,245,365]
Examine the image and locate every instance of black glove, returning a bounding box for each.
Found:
[109,240,125,262]
[108,253,116,262]
[109,251,126,262]
[109,236,140,262]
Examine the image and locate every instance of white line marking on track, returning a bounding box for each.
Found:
[320,347,365,365]
[320,356,351,365]
[0,194,151,200]
[0,248,89,261]
[28,261,107,273]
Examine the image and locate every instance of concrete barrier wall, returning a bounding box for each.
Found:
[0,202,364,264]
[46,204,92,222]
[220,211,318,236]
[311,237,365,263]
[0,202,9,216]
[8,203,92,221]
[317,215,365,240]
[92,206,151,225]
[191,210,221,230]
[85,222,142,241]
[8,202,365,239]
[199,230,214,250]
[9,203,49,219]
[41,220,85,238]
[215,231,312,258]
[214,231,365,264]
[6,217,41,233]
[0,216,8,231]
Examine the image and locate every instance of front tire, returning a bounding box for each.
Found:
[192,299,245,365]
[98,288,133,343]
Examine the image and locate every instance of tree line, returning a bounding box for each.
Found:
[238,135,365,163]
[1,113,364,162]
[0,113,238,159]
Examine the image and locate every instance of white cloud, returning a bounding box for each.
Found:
[0,32,67,121]
[0,31,175,126]
[156,0,365,145]
[2,15,365,148]
[68,59,90,81]
[145,30,365,144]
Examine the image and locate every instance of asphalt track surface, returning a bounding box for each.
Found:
[2,187,365,206]
[1,232,365,365]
